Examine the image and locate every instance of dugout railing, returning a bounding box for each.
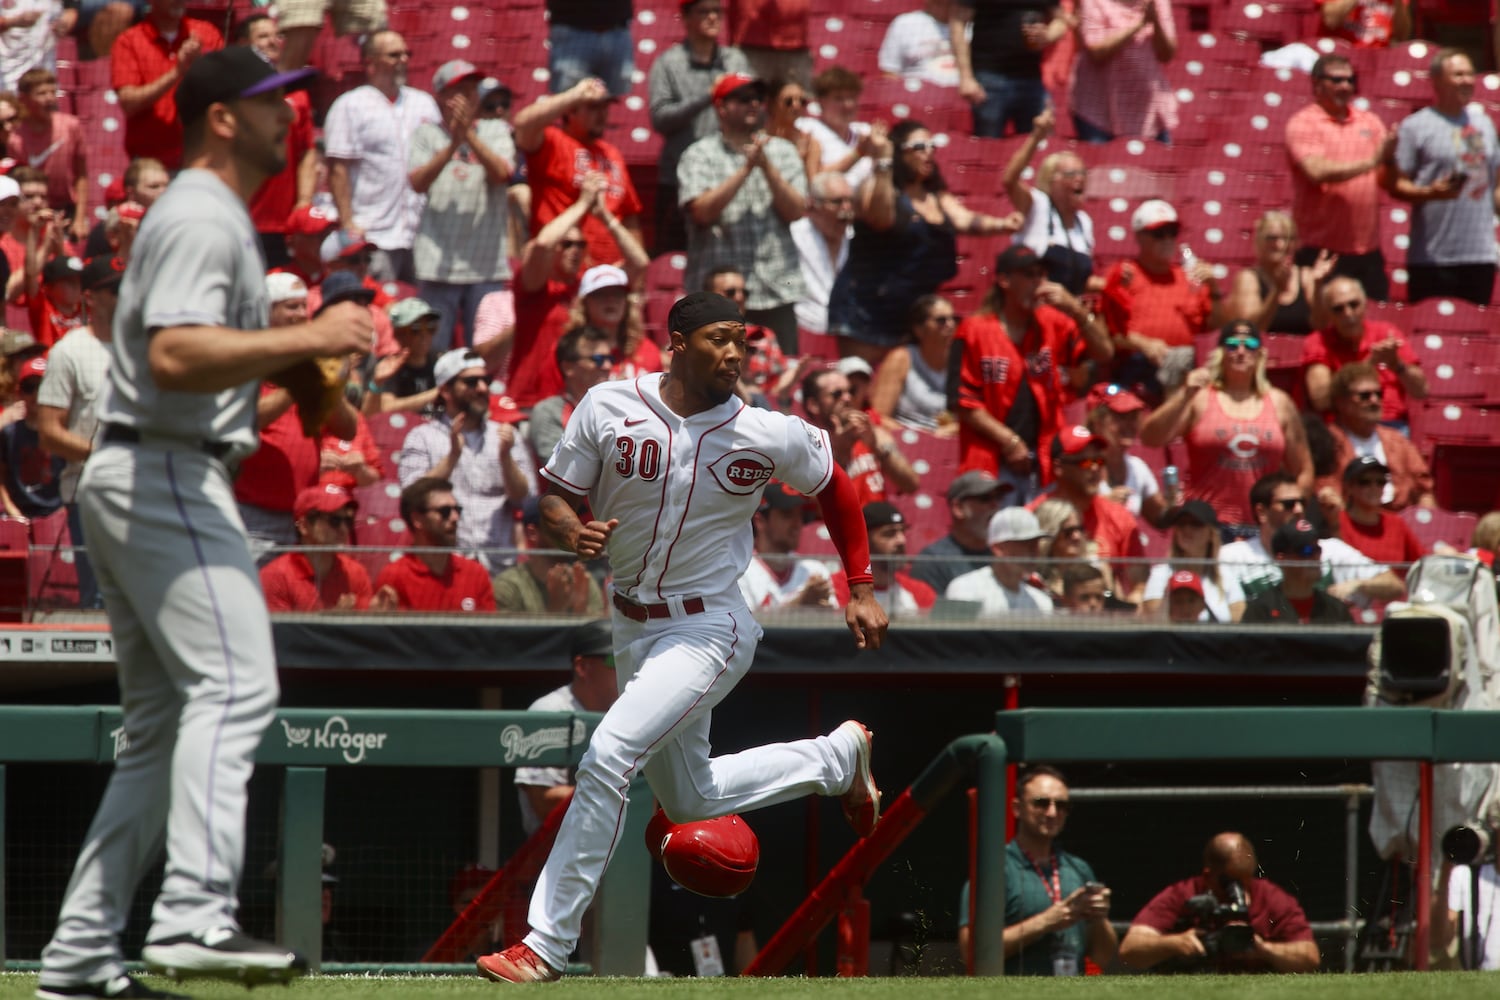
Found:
[0,705,656,976]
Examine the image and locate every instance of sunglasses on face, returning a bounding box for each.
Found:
[1354,477,1387,488]
[423,504,464,519]
[319,512,356,529]
[818,196,855,206]
[559,239,588,251]
[1272,498,1304,511]
[1067,457,1105,470]
[1330,300,1362,314]
[725,90,763,105]
[718,285,747,297]
[570,352,614,367]
[453,375,488,388]
[1221,336,1262,352]
[1146,225,1181,239]
[929,314,958,325]
[902,141,935,153]
[1318,73,1357,85]
[1028,796,1071,812]
[1350,389,1382,401]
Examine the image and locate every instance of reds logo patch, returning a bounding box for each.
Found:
[708,449,776,495]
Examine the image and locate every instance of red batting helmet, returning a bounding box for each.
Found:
[657,814,760,898]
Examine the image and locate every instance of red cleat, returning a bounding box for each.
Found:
[838,720,880,837]
[476,943,562,984]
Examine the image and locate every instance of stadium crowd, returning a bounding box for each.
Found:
[0,0,1498,622]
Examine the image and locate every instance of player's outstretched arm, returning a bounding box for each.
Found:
[539,486,617,560]
[814,465,888,650]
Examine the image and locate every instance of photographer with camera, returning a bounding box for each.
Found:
[957,765,1117,975]
[1432,823,1500,970]
[1119,832,1319,973]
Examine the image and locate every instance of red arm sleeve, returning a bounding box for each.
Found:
[814,464,873,589]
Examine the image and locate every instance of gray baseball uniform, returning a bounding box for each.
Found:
[39,170,279,986]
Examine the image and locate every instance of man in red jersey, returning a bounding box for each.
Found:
[372,476,497,612]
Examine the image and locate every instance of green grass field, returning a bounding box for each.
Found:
[4,972,1500,999]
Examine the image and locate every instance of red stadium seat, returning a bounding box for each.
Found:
[352,481,411,579]
[29,510,78,610]
[1429,444,1500,514]
[1409,401,1500,450]
[365,411,418,470]
[1404,296,1492,335]
[1401,506,1477,552]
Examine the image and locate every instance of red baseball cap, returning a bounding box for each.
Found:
[712,73,766,105]
[293,483,357,520]
[19,355,46,384]
[489,393,524,425]
[1168,570,1204,597]
[1054,424,1106,457]
[1086,383,1148,414]
[287,204,339,237]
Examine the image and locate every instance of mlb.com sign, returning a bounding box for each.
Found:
[282,716,389,764]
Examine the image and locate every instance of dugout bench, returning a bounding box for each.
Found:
[0,706,650,975]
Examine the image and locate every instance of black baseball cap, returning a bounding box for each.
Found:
[176,47,318,127]
[1271,518,1322,557]
[570,620,613,660]
[995,244,1043,274]
[1165,499,1221,528]
[863,501,904,530]
[81,255,125,293]
[41,255,83,285]
[1342,455,1389,482]
[315,270,375,317]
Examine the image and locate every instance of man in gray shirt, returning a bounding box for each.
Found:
[647,0,749,252]
[1386,47,1500,305]
[37,48,371,997]
[678,72,807,355]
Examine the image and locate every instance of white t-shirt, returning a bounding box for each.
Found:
[323,84,442,250]
[1098,453,1159,517]
[790,216,851,334]
[1142,562,1243,622]
[1343,427,1397,506]
[1219,535,1387,605]
[35,324,109,499]
[945,567,1054,615]
[1447,864,1500,970]
[738,555,837,610]
[1016,188,1096,266]
[877,10,961,87]
[798,117,874,193]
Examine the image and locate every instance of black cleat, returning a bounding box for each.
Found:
[142,928,307,985]
[35,973,190,999]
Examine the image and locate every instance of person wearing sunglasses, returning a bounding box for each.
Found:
[1240,519,1355,624]
[1033,497,1100,601]
[1302,275,1426,428]
[958,765,1116,974]
[1139,499,1243,622]
[1325,361,1434,512]
[1285,54,1396,302]
[365,297,443,416]
[1226,210,1337,337]
[259,483,373,611]
[1002,107,1099,297]
[646,0,750,254]
[527,326,616,470]
[396,347,535,572]
[1031,424,1146,604]
[764,78,823,182]
[1100,198,1225,402]
[1142,320,1313,539]
[1070,0,1178,144]
[1336,455,1426,580]
[372,476,497,611]
[830,118,1023,365]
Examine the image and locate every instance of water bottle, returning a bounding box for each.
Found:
[1162,465,1180,507]
[1179,244,1199,286]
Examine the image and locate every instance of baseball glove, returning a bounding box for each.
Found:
[270,356,346,437]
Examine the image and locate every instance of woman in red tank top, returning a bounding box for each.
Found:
[1140,320,1313,535]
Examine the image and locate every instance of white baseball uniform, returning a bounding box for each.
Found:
[521,372,869,971]
[39,171,279,987]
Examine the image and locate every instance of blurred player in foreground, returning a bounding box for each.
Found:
[36,48,371,1000]
[477,290,889,983]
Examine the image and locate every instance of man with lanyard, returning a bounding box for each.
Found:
[957,764,1116,974]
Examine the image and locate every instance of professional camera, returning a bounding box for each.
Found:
[1177,877,1255,959]
[1442,823,1496,867]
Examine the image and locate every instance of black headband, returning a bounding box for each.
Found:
[668,291,744,337]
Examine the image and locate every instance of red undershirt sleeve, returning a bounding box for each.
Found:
[814,464,873,589]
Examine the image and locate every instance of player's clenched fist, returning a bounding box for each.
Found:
[845,584,889,650]
[571,518,618,559]
[311,300,374,357]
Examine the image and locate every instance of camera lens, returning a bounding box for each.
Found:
[1443,825,1485,865]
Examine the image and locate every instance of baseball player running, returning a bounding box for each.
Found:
[36,49,372,1000]
[477,291,888,984]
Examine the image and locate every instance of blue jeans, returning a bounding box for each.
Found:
[419,279,509,354]
[970,71,1048,138]
[66,502,102,609]
[549,23,634,97]
[1072,113,1172,145]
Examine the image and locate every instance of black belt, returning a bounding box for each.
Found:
[612,592,707,623]
[102,424,234,460]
